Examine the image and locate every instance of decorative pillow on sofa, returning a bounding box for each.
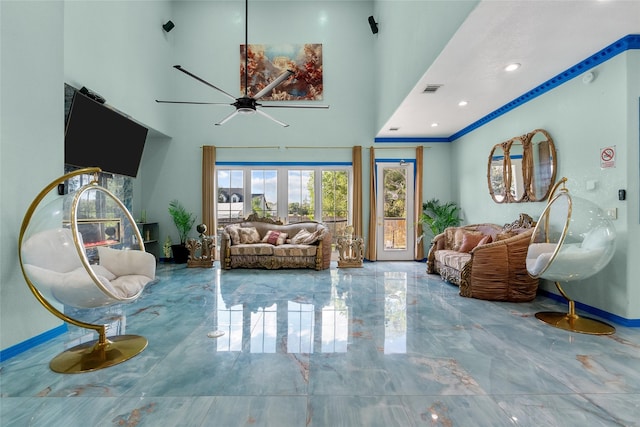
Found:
[227,224,241,245]
[238,227,261,244]
[458,233,483,253]
[477,234,492,246]
[453,229,483,251]
[262,230,288,246]
[291,228,321,245]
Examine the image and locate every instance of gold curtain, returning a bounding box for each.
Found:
[414,146,424,260]
[352,146,363,237]
[365,147,377,261]
[202,145,216,234]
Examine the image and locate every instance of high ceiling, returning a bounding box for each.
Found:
[376,0,640,140]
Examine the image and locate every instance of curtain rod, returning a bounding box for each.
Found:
[206,145,429,150]
[285,146,352,149]
[205,145,281,149]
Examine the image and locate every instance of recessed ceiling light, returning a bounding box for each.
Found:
[458,100,468,107]
[505,63,521,72]
[431,123,439,127]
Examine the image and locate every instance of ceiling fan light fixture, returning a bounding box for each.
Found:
[238,108,255,115]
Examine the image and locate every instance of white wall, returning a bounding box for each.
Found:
[0,1,66,349]
[452,51,640,320]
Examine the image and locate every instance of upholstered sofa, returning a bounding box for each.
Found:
[219,214,331,270]
[427,213,539,302]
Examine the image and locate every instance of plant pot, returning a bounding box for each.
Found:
[171,244,189,264]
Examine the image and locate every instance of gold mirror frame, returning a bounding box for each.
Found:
[487,129,556,203]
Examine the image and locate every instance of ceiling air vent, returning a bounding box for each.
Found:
[423,84,442,94]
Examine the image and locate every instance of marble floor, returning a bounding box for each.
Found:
[1,261,639,426]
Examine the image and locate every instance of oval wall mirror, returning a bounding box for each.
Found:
[488,142,509,203]
[487,129,556,203]
[528,129,557,201]
[508,136,527,202]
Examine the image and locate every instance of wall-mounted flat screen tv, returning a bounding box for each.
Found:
[64,91,148,178]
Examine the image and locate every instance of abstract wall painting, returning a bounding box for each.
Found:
[240,43,323,101]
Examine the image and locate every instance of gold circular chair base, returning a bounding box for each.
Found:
[49,335,148,374]
[535,311,615,335]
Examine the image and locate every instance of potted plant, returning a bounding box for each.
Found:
[168,199,196,263]
[419,198,462,241]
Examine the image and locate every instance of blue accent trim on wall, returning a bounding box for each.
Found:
[538,289,640,328]
[216,161,352,167]
[374,136,451,143]
[0,323,67,362]
[377,34,640,145]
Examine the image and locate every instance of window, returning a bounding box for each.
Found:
[288,169,314,222]
[321,170,349,240]
[215,165,351,241]
[217,169,244,226]
[251,169,278,218]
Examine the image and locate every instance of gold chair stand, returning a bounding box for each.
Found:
[50,330,147,374]
[535,282,614,335]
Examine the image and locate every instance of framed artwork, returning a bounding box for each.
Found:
[240,43,323,101]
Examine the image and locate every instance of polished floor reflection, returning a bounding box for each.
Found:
[2,261,640,426]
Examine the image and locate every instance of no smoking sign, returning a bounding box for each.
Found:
[600,146,616,168]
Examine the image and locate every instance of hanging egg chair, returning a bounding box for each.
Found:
[18,167,156,373]
[526,177,616,334]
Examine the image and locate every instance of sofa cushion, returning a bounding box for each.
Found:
[435,249,471,271]
[262,230,288,246]
[273,244,317,257]
[227,224,241,245]
[454,229,483,251]
[291,228,322,245]
[458,233,487,253]
[238,227,261,244]
[230,243,274,256]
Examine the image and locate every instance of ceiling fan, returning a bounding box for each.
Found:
[155,0,329,127]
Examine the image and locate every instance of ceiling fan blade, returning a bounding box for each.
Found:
[156,100,232,105]
[173,65,237,101]
[256,109,289,127]
[260,104,330,109]
[215,110,240,126]
[253,70,295,100]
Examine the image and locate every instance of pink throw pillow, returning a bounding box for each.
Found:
[458,233,486,253]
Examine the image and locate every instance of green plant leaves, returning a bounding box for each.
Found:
[419,198,462,237]
[168,199,196,244]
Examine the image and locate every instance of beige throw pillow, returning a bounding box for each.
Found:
[227,224,241,245]
[291,229,321,245]
[238,227,261,244]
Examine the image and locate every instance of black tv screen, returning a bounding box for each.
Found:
[65,91,148,178]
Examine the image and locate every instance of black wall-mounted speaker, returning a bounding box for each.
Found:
[368,16,378,34]
[163,20,175,32]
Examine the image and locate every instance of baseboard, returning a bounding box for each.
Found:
[538,289,640,327]
[0,323,67,362]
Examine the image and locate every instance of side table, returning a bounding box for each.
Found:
[336,235,364,268]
